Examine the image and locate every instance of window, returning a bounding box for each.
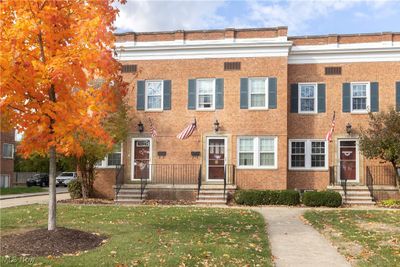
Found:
[289,140,328,170]
[249,78,268,109]
[2,143,14,159]
[95,143,122,168]
[299,83,317,113]
[238,137,277,168]
[107,143,122,166]
[351,82,370,112]
[197,79,215,109]
[145,80,163,110]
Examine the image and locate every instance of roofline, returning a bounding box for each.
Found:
[114,26,288,36]
[288,31,400,40]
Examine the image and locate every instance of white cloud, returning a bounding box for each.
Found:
[246,0,399,35]
[114,0,226,32]
[114,0,400,35]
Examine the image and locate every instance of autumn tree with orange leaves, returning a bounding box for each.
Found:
[0,0,126,230]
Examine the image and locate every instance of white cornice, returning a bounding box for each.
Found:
[115,37,291,61]
[288,41,400,64]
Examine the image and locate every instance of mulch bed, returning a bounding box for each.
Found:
[58,198,114,205]
[0,227,106,257]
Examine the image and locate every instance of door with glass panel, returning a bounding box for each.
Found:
[207,138,226,180]
[132,139,151,181]
[339,140,358,182]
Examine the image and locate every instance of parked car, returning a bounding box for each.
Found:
[26,173,49,187]
[56,172,77,187]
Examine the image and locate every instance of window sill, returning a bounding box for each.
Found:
[297,112,318,115]
[195,109,216,112]
[289,168,328,172]
[2,157,14,159]
[248,107,269,110]
[145,109,163,112]
[236,166,278,170]
[350,111,368,114]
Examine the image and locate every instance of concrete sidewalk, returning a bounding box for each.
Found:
[0,193,70,208]
[259,207,350,267]
[0,187,68,200]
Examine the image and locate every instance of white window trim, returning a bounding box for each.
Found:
[248,77,269,110]
[289,139,328,171]
[196,78,216,111]
[298,83,318,114]
[350,81,370,114]
[145,80,164,111]
[237,136,278,169]
[95,143,123,168]
[2,143,14,159]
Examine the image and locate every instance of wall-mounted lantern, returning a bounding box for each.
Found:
[138,121,144,133]
[214,120,220,132]
[346,123,352,135]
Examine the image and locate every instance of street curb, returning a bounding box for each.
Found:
[0,191,69,200]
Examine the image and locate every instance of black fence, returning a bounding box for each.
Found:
[366,165,397,187]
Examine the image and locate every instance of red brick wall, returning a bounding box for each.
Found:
[93,168,117,199]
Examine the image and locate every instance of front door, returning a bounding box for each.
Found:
[207,138,226,180]
[339,140,358,182]
[132,139,151,180]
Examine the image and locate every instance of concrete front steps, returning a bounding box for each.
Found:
[196,184,236,205]
[115,185,147,204]
[328,185,376,206]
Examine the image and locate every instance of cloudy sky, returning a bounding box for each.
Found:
[114,0,400,36]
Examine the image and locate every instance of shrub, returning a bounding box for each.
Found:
[234,189,300,206]
[302,190,342,207]
[379,199,400,208]
[68,179,82,199]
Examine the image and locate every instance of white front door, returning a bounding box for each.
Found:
[206,137,227,181]
[131,138,152,181]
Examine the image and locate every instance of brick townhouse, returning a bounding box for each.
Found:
[0,130,15,188]
[93,27,400,204]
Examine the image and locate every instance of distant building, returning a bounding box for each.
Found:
[1,130,15,188]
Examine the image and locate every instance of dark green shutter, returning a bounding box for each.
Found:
[342,83,351,112]
[215,78,224,109]
[290,84,298,113]
[268,77,277,109]
[370,82,379,112]
[317,83,326,113]
[396,82,400,111]
[240,78,248,109]
[188,79,196,110]
[137,80,145,110]
[163,80,171,110]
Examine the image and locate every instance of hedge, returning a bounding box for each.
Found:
[67,179,82,199]
[234,189,300,206]
[302,190,342,207]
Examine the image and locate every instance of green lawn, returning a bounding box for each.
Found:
[0,205,271,267]
[304,210,400,267]
[0,186,46,195]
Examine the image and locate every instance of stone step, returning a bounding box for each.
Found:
[343,195,374,201]
[117,190,148,195]
[116,194,147,199]
[344,200,375,206]
[196,199,227,204]
[116,200,144,204]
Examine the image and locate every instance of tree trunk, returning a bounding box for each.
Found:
[48,145,57,230]
[391,162,400,192]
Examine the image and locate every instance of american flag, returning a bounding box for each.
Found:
[177,119,197,140]
[325,111,336,142]
[148,118,157,138]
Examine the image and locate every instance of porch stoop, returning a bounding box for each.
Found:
[328,185,376,206]
[115,185,147,204]
[196,184,236,205]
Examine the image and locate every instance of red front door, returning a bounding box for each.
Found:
[208,138,225,180]
[134,139,150,180]
[339,140,357,181]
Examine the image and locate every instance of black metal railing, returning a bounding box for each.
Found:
[329,165,347,202]
[366,165,397,186]
[138,164,202,185]
[197,165,202,199]
[115,164,124,196]
[224,164,236,198]
[140,169,147,200]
